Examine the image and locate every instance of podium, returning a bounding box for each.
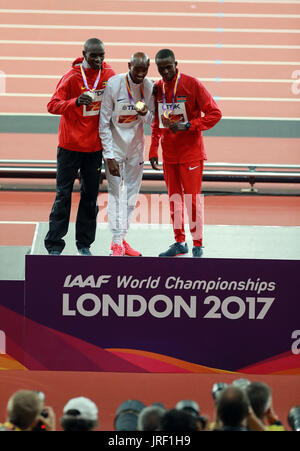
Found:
[1,222,300,374]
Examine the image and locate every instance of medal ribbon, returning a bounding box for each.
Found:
[162,71,181,119]
[80,64,101,93]
[125,74,145,106]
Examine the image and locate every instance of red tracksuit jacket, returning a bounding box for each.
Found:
[149,72,222,164]
[47,57,116,153]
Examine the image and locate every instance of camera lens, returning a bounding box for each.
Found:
[41,409,48,418]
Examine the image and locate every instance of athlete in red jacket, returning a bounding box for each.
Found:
[149,49,222,257]
[44,38,116,256]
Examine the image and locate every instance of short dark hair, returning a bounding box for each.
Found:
[217,386,249,428]
[61,416,97,431]
[155,49,175,63]
[138,405,165,431]
[159,409,198,431]
[246,382,271,419]
[84,38,104,51]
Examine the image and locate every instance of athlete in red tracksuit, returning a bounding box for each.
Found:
[44,38,116,255]
[149,49,222,258]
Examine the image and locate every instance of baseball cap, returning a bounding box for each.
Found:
[114,399,146,431]
[63,397,98,421]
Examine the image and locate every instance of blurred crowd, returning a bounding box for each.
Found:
[0,378,299,431]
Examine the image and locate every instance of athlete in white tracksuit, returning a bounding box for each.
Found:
[99,53,155,255]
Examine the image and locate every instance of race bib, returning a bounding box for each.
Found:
[83,89,105,117]
[117,102,138,124]
[158,101,188,128]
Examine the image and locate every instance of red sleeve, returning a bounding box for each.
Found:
[47,73,78,115]
[189,80,222,132]
[107,68,117,79]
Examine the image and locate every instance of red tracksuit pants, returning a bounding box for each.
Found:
[163,161,204,247]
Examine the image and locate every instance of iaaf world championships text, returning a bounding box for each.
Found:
[64,274,276,294]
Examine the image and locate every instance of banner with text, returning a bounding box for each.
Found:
[2,255,300,373]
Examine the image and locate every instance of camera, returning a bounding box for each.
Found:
[288,406,300,431]
[232,378,251,391]
[32,391,48,431]
[212,382,228,401]
[40,409,49,419]
[175,400,207,430]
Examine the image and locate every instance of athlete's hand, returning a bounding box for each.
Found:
[150,157,160,171]
[106,158,120,177]
[162,117,184,134]
[162,116,172,128]
[168,122,186,133]
[76,93,93,106]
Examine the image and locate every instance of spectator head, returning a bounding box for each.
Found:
[137,405,165,431]
[216,385,249,429]
[175,399,207,430]
[114,399,145,431]
[6,390,44,430]
[159,408,198,432]
[60,396,98,431]
[246,381,272,420]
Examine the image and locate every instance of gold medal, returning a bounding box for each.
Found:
[125,74,146,112]
[135,101,146,112]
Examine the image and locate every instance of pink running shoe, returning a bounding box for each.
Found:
[123,240,142,256]
[111,243,125,256]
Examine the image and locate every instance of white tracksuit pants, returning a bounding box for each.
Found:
[105,155,143,244]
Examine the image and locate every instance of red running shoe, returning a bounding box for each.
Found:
[111,243,125,256]
[123,240,142,256]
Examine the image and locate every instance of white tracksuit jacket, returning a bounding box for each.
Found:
[99,72,155,243]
